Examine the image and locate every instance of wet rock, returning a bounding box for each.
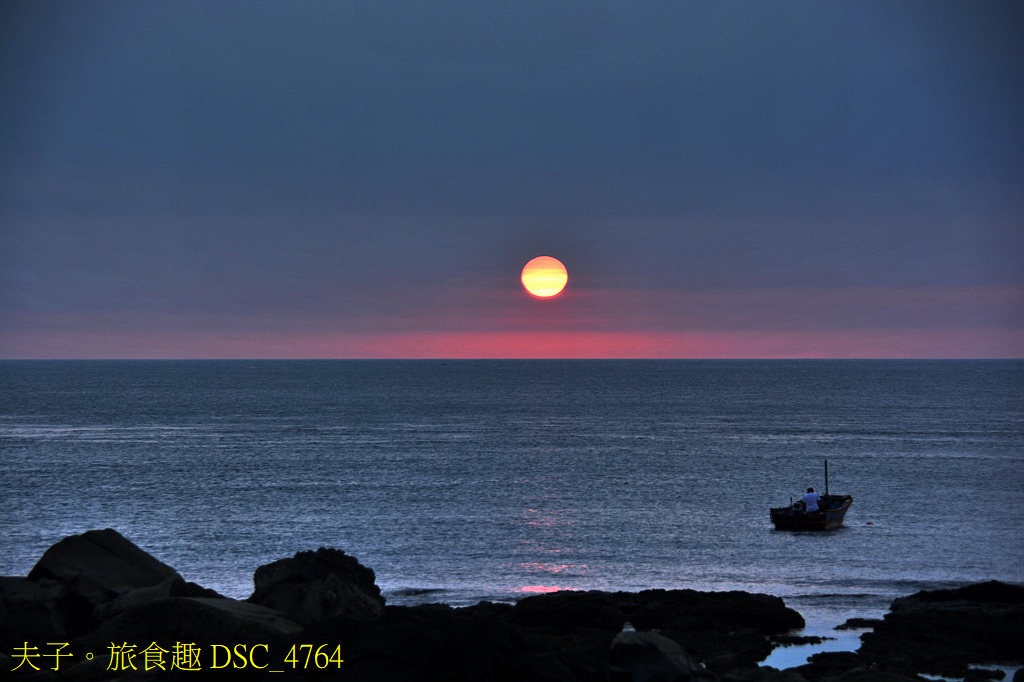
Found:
[858,581,1024,678]
[248,547,385,625]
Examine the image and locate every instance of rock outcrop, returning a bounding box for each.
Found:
[0,576,69,649]
[27,528,180,592]
[857,580,1024,678]
[248,547,385,625]
[7,529,1022,681]
[470,587,805,665]
[612,628,717,682]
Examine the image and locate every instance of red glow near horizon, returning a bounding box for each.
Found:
[2,327,1022,359]
[520,585,572,594]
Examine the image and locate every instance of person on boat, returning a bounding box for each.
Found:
[802,487,822,512]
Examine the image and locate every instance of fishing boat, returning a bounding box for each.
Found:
[769,460,853,531]
[770,493,853,530]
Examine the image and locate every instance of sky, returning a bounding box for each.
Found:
[1,0,1022,359]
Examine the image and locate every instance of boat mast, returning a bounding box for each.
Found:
[825,459,829,496]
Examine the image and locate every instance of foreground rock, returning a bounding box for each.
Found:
[27,528,180,592]
[856,580,1024,678]
[2,530,222,647]
[465,588,805,667]
[0,577,69,648]
[4,529,810,680]
[612,628,717,682]
[17,530,1022,681]
[248,547,385,624]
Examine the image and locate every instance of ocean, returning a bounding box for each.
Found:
[2,360,1022,662]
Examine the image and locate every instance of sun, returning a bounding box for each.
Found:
[521,256,568,298]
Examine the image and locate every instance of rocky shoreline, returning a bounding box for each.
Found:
[1,529,1021,681]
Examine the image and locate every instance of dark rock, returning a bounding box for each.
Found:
[806,651,864,671]
[858,581,1024,678]
[836,673,925,682]
[611,628,715,682]
[899,581,1024,605]
[248,547,385,625]
[705,654,746,675]
[965,668,1006,681]
[92,575,223,624]
[295,603,530,682]
[792,651,875,682]
[21,529,224,641]
[772,635,831,646]
[0,577,68,650]
[836,618,883,630]
[759,665,811,682]
[721,665,765,682]
[472,588,804,666]
[75,596,303,671]
[27,528,180,593]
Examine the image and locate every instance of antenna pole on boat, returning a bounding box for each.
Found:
[825,459,829,496]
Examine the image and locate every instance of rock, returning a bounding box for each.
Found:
[298,603,530,682]
[726,668,767,682]
[836,618,883,630]
[705,653,746,675]
[807,651,864,671]
[836,673,925,682]
[899,581,1024,605]
[858,581,1024,678]
[0,577,68,650]
[759,665,811,682]
[24,528,182,638]
[772,634,831,646]
[721,665,766,682]
[92,575,223,623]
[75,596,303,665]
[479,588,804,666]
[611,628,715,682]
[248,547,385,625]
[27,528,180,593]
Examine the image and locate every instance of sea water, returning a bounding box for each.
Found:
[2,360,1022,662]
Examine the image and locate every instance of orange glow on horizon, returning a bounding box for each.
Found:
[521,256,568,297]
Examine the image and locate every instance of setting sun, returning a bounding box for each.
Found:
[521,256,568,298]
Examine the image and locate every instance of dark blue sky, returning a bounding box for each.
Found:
[2,1,1021,357]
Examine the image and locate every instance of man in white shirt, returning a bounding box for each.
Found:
[803,487,822,512]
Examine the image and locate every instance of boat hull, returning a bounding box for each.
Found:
[770,495,853,531]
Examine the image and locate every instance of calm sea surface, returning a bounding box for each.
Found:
[2,360,1022,647]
